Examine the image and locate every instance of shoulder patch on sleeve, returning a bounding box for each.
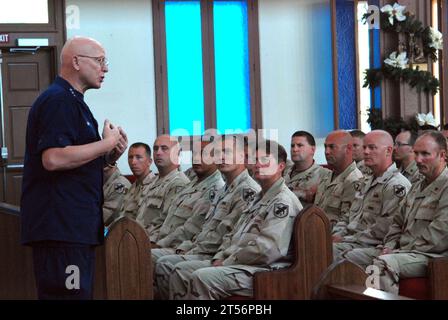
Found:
[274,203,289,218]
[114,183,126,194]
[209,188,216,201]
[393,185,406,198]
[242,188,256,203]
[353,181,362,192]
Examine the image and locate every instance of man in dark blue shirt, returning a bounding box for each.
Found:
[20,36,128,299]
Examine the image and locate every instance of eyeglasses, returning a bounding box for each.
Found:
[77,55,109,67]
[394,142,411,147]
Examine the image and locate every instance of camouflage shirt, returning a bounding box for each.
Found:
[136,169,190,242]
[120,171,156,220]
[103,169,131,226]
[314,162,363,228]
[181,169,261,255]
[384,167,448,257]
[213,177,303,267]
[336,163,411,246]
[399,160,423,185]
[284,162,331,205]
[157,170,225,244]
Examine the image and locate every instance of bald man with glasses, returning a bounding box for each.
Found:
[21,36,127,300]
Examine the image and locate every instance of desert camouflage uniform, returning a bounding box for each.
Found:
[120,171,156,220]
[357,160,373,177]
[152,170,224,268]
[183,167,196,180]
[333,163,411,261]
[136,169,189,242]
[103,169,131,226]
[372,168,448,293]
[284,162,331,205]
[314,162,363,228]
[157,170,224,242]
[399,160,422,185]
[154,169,260,299]
[169,178,302,300]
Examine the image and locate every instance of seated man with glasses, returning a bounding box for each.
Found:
[393,130,422,184]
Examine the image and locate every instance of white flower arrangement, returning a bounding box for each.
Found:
[381,3,407,25]
[416,112,438,128]
[384,51,408,69]
[429,27,443,50]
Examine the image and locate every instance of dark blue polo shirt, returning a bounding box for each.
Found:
[21,76,105,245]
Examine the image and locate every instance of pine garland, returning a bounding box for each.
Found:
[362,7,441,95]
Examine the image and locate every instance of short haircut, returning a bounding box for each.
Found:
[130,142,151,157]
[257,139,287,164]
[291,131,316,146]
[406,130,418,147]
[418,130,447,152]
[350,130,366,139]
[221,134,245,152]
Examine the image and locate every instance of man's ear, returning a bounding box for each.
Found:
[72,56,81,71]
[386,145,393,157]
[278,161,286,173]
[440,149,447,161]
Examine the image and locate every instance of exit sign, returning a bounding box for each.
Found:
[0,34,9,43]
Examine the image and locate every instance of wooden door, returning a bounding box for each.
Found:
[0,47,55,205]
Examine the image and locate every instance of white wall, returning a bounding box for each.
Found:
[258,0,334,164]
[66,0,157,174]
[65,0,335,170]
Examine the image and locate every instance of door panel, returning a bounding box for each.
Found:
[0,48,54,205]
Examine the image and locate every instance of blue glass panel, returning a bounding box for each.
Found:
[370,0,382,109]
[310,2,335,137]
[165,1,205,136]
[213,1,251,134]
[336,0,357,129]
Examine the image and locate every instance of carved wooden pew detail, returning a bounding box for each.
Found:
[251,204,332,300]
[312,257,448,300]
[104,217,153,299]
[0,203,36,299]
[0,204,154,299]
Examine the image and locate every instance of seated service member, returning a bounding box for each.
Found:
[284,131,331,205]
[119,142,156,220]
[154,135,260,299]
[350,129,372,176]
[347,131,448,293]
[154,139,225,248]
[393,130,421,184]
[332,130,411,261]
[314,130,363,228]
[168,140,302,300]
[373,131,448,293]
[136,135,189,242]
[103,163,131,226]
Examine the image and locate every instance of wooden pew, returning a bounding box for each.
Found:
[427,257,448,300]
[0,203,36,299]
[247,204,333,299]
[0,203,152,300]
[103,216,153,299]
[312,258,448,300]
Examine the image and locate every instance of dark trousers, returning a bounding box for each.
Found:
[31,241,95,300]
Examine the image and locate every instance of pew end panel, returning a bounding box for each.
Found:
[253,205,332,300]
[105,217,153,300]
[0,204,37,299]
[312,259,412,299]
[428,257,448,300]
